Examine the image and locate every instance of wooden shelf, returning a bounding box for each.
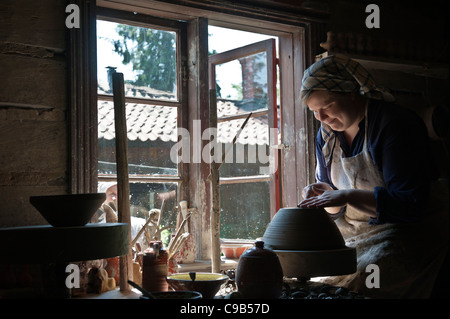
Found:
[316,51,449,79]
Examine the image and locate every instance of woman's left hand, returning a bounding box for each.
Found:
[298,189,349,208]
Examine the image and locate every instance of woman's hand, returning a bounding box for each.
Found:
[299,183,345,214]
[301,182,334,199]
[298,189,349,208]
[298,188,377,218]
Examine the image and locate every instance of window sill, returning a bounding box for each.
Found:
[176,257,238,273]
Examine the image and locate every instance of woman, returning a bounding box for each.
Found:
[298,54,448,298]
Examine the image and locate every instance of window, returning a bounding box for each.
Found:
[72,2,311,261]
[96,11,188,244]
[208,27,280,240]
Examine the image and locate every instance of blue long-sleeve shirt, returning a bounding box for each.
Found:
[315,99,438,224]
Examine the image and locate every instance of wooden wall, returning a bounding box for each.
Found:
[0,0,68,227]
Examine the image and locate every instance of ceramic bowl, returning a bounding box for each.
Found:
[166,273,229,299]
[30,193,106,227]
[140,291,202,299]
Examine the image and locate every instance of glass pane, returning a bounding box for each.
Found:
[217,116,272,177]
[97,181,178,248]
[98,101,178,176]
[215,52,268,112]
[220,182,271,239]
[97,20,177,101]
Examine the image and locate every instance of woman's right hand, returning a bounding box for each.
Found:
[298,182,342,214]
[301,182,334,200]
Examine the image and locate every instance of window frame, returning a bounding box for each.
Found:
[95,7,190,203]
[208,38,280,218]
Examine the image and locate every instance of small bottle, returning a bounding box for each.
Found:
[142,241,169,292]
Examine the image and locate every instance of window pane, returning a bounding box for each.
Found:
[97,20,177,101]
[220,182,271,239]
[97,181,178,247]
[218,115,271,177]
[98,101,178,176]
[128,182,178,227]
[215,52,268,112]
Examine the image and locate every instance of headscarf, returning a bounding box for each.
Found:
[300,54,394,166]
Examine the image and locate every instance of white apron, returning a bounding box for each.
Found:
[320,106,449,299]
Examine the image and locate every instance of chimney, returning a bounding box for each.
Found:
[106,66,117,92]
[239,57,255,101]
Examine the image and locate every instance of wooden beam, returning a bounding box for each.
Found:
[69,0,98,194]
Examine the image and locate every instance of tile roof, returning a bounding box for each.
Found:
[98,83,277,146]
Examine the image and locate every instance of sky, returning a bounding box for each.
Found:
[96,21,276,99]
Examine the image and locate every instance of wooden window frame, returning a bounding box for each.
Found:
[95,7,190,204]
[208,38,280,217]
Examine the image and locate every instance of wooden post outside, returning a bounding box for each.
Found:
[112,72,133,291]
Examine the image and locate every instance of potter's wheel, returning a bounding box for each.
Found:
[274,248,356,279]
[262,207,356,280]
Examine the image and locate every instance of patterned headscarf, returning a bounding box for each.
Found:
[300,54,394,166]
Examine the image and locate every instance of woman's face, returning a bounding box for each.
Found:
[306,91,364,132]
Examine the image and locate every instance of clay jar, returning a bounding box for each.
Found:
[261,207,356,279]
[262,207,346,250]
[235,241,283,299]
[142,241,169,292]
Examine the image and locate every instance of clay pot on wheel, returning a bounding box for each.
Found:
[235,241,283,299]
[262,207,356,280]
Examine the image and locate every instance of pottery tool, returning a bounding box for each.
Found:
[167,211,192,259]
[127,280,155,299]
[131,199,165,247]
[179,200,189,232]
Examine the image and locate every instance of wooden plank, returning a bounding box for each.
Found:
[208,39,271,65]
[278,33,297,207]
[112,72,133,291]
[96,6,185,32]
[293,29,315,204]
[68,0,98,194]
[209,89,221,274]
[96,0,325,29]
[187,17,210,261]
[219,175,270,185]
[265,38,280,216]
[97,94,181,108]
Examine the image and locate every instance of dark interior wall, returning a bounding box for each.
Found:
[0,0,68,227]
[328,0,448,40]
